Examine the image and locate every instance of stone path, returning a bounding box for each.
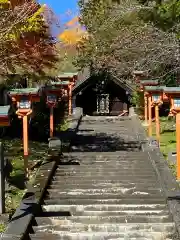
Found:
[30,116,177,239]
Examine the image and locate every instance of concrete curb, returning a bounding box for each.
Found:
[142,146,180,239]
[1,108,83,240]
[132,115,180,238]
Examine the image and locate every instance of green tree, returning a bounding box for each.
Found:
[76,0,180,83]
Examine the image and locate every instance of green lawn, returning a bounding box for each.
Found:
[0,223,6,233]
[155,117,176,158]
[148,117,177,175]
[0,138,49,231]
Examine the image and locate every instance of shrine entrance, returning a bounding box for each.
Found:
[74,76,133,116]
[97,94,109,114]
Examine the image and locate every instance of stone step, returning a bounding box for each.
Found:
[56,163,155,168]
[71,149,142,153]
[57,163,153,167]
[58,159,152,163]
[51,178,159,184]
[52,175,158,180]
[57,165,154,169]
[47,188,162,196]
[44,198,167,205]
[63,154,146,158]
[56,164,155,169]
[63,152,147,156]
[58,159,151,164]
[72,143,140,146]
[41,209,170,217]
[34,214,173,226]
[50,184,162,191]
[42,203,168,212]
[55,169,157,174]
[50,181,161,188]
[29,231,173,240]
[54,171,157,176]
[32,222,174,233]
[46,190,164,199]
[59,156,149,161]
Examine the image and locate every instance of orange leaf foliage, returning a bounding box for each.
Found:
[59,16,86,45]
[0,0,58,75]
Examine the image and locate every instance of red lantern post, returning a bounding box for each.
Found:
[144,86,164,143]
[8,88,40,178]
[164,87,180,180]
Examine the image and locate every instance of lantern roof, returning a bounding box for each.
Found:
[0,105,11,116]
[51,81,70,86]
[57,72,78,79]
[133,70,146,75]
[163,87,180,93]
[8,88,39,96]
[140,80,159,86]
[144,86,164,92]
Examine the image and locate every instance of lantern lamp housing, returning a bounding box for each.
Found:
[152,94,161,103]
[19,96,31,109]
[47,94,57,104]
[174,98,180,108]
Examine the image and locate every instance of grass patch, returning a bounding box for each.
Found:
[0,138,49,232]
[56,119,69,132]
[151,117,176,158]
[0,223,6,233]
[150,116,177,175]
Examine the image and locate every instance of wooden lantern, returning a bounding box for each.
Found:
[8,88,40,178]
[163,87,180,180]
[57,72,78,87]
[133,71,146,85]
[139,80,159,125]
[50,80,72,115]
[0,105,12,127]
[45,87,61,138]
[140,80,159,92]
[144,86,164,141]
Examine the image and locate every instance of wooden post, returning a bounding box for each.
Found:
[176,112,180,180]
[68,84,72,115]
[148,95,152,137]
[0,142,5,214]
[155,104,160,145]
[50,107,54,138]
[23,115,28,178]
[144,93,148,123]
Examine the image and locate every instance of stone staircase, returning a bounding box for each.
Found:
[29,116,177,239]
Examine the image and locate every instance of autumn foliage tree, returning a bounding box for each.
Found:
[50,16,86,74]
[0,0,59,76]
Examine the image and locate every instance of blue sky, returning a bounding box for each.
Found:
[39,0,79,23]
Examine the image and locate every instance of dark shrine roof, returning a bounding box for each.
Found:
[73,68,91,94]
[73,68,135,95]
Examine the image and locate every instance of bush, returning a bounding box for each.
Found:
[131,90,144,116]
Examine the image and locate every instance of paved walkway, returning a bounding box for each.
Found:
[31,116,177,239]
